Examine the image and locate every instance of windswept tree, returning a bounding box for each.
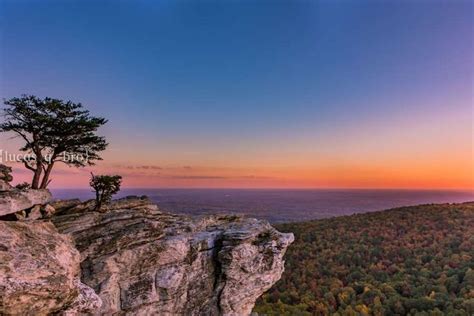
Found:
[0,95,108,189]
[89,173,122,211]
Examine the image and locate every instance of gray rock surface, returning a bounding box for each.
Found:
[0,221,101,315]
[41,203,56,218]
[0,195,292,315]
[0,189,52,216]
[108,195,159,211]
[50,198,83,213]
[53,206,294,315]
[53,195,158,216]
[26,204,43,220]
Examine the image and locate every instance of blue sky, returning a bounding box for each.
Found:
[0,0,472,188]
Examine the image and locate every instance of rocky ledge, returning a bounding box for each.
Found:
[0,221,101,315]
[0,164,52,219]
[0,192,294,315]
[0,189,52,218]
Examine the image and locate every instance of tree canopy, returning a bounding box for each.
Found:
[89,174,122,211]
[254,203,474,315]
[0,95,108,189]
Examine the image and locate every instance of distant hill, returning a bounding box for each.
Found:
[254,202,474,315]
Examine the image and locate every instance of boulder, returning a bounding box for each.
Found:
[52,208,293,315]
[0,189,52,217]
[26,205,42,221]
[41,204,56,218]
[0,204,55,221]
[0,221,101,315]
[0,209,27,221]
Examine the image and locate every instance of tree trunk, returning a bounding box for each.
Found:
[31,144,43,189]
[31,167,42,189]
[95,190,102,211]
[39,162,55,189]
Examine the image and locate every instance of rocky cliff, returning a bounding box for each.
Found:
[0,221,101,315]
[0,165,52,219]
[0,180,293,315]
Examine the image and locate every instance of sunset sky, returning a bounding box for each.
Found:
[0,0,472,189]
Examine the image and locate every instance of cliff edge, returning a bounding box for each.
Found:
[0,191,294,315]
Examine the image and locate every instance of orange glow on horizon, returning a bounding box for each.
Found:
[6,157,473,190]
[1,99,472,190]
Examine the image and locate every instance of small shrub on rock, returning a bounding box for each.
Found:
[89,174,122,211]
[15,182,31,191]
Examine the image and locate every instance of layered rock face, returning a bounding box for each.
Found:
[52,201,294,315]
[0,189,52,217]
[0,184,293,316]
[0,221,101,315]
[0,164,53,218]
[0,165,99,314]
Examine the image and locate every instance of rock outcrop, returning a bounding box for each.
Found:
[0,189,52,217]
[0,221,101,315]
[0,164,53,219]
[0,164,52,220]
[52,195,157,216]
[0,192,293,316]
[52,201,294,315]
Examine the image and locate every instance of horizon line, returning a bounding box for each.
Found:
[48,187,474,191]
